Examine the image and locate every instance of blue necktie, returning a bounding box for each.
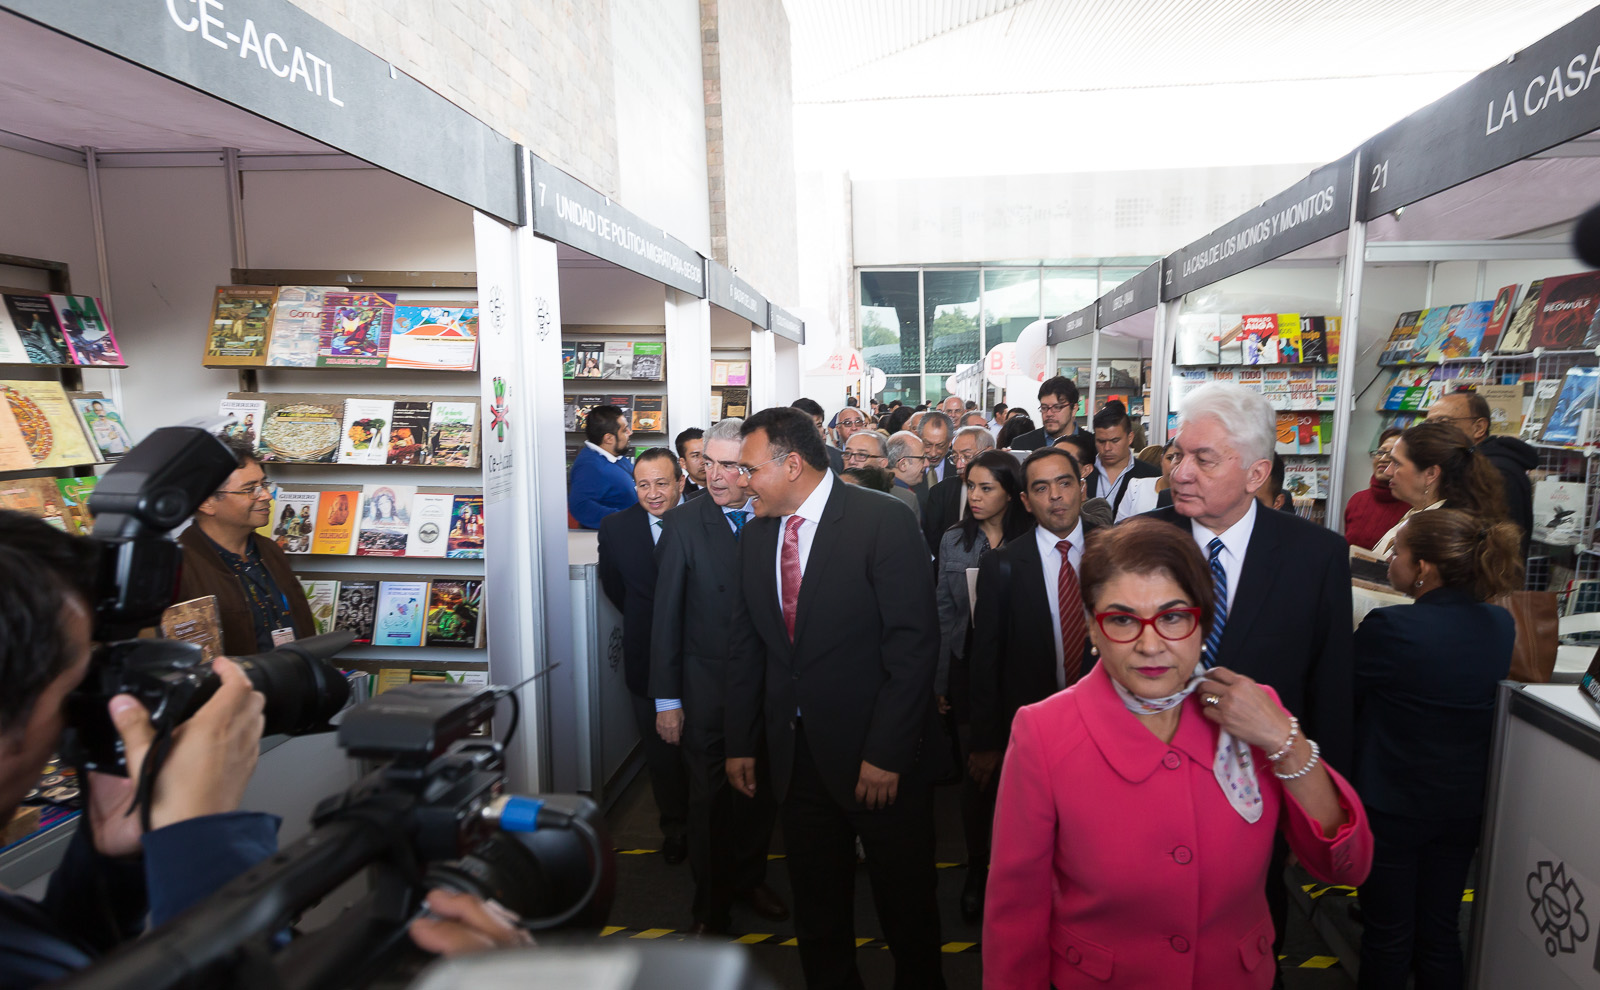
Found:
[1202,537,1228,669]
[729,511,747,542]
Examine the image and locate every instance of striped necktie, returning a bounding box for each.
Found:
[1202,537,1228,669]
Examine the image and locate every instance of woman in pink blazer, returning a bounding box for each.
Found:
[984,518,1372,988]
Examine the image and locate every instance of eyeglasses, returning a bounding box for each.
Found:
[1092,607,1203,643]
[1369,449,1396,461]
[1038,401,1073,415]
[216,480,273,498]
[736,453,791,479]
[841,449,883,463]
[895,454,930,465]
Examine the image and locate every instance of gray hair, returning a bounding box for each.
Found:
[886,430,923,465]
[1177,382,1275,466]
[959,411,988,428]
[919,411,953,436]
[847,431,888,457]
[704,417,744,445]
[954,425,995,452]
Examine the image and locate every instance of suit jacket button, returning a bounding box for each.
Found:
[788,719,796,729]
[1258,935,1270,953]
[1065,947,1081,965]
[1170,935,1190,953]
[1172,846,1192,865]
[1162,752,1182,770]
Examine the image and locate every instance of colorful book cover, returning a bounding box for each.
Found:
[1299,316,1327,364]
[603,341,634,379]
[55,477,97,535]
[1379,311,1421,365]
[1521,379,1563,442]
[425,579,482,648]
[447,495,485,558]
[573,342,604,378]
[0,302,28,364]
[1325,316,1341,364]
[0,380,98,468]
[1433,300,1493,361]
[631,341,665,380]
[388,303,478,371]
[607,394,635,429]
[726,362,750,386]
[572,394,605,432]
[50,295,123,366]
[1477,384,1525,436]
[311,489,362,554]
[1217,315,1246,364]
[1173,314,1221,366]
[1540,366,1600,445]
[562,395,580,432]
[1260,367,1292,408]
[1409,307,1453,363]
[355,483,414,556]
[1282,459,1319,501]
[0,477,70,530]
[338,398,394,465]
[405,492,455,557]
[269,490,319,554]
[265,286,326,367]
[632,395,665,434]
[386,401,433,465]
[70,396,134,460]
[1532,272,1600,351]
[1273,412,1297,455]
[1481,285,1519,352]
[428,401,477,467]
[258,399,342,463]
[0,395,31,472]
[374,668,412,694]
[317,291,396,368]
[562,347,577,379]
[1498,280,1543,354]
[1275,315,1303,364]
[5,294,70,365]
[299,579,340,635]
[158,597,224,662]
[1285,368,1317,411]
[205,286,274,365]
[218,398,266,455]
[1533,480,1586,545]
[373,581,429,648]
[332,579,378,644]
[1239,314,1279,365]
[1295,414,1320,453]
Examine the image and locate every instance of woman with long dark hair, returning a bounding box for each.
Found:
[1371,421,1506,555]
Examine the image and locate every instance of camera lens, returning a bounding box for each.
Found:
[234,632,353,735]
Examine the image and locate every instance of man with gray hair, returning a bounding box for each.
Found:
[959,410,989,430]
[922,425,995,554]
[1142,382,1353,973]
[886,430,931,520]
[650,418,788,933]
[919,411,956,486]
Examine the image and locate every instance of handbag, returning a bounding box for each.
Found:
[1494,591,1558,683]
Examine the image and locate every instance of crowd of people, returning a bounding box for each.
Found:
[574,372,1525,990]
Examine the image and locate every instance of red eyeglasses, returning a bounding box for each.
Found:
[1092,607,1203,643]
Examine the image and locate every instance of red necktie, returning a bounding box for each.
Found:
[1056,539,1087,685]
[781,515,804,640]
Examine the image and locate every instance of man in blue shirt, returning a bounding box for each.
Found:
[569,404,637,529]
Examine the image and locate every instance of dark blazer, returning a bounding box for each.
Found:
[1353,588,1513,820]
[1142,504,1355,772]
[1086,457,1161,515]
[649,495,743,718]
[725,481,943,808]
[596,503,659,698]
[1008,425,1091,452]
[825,445,844,474]
[921,474,965,554]
[177,526,317,656]
[968,521,1102,752]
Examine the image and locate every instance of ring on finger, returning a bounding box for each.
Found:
[1202,693,1222,707]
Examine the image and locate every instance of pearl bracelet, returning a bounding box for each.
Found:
[1273,738,1321,780]
[1266,716,1299,763]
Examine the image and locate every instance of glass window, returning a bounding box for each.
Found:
[922,270,980,374]
[1042,268,1099,320]
[881,375,921,406]
[983,269,1040,346]
[859,271,919,376]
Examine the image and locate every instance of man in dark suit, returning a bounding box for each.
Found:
[1144,381,1354,977]
[1008,375,1092,452]
[918,411,957,486]
[792,397,845,473]
[965,446,1099,920]
[921,424,994,555]
[650,418,787,934]
[725,407,946,990]
[886,431,931,519]
[674,426,708,500]
[1087,398,1160,516]
[597,447,690,865]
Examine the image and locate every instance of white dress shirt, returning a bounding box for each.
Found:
[1115,476,1164,523]
[775,469,835,607]
[1035,520,1086,690]
[1188,497,1258,616]
[585,440,622,463]
[1093,458,1133,506]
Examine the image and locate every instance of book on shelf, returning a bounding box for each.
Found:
[1260,367,1291,407]
[1477,384,1525,436]
[373,668,412,695]
[338,398,393,465]
[70,395,133,460]
[1432,300,1493,361]
[333,580,379,644]
[0,477,71,530]
[268,489,319,554]
[1240,314,1278,365]
[425,579,482,647]
[50,295,122,366]
[311,489,362,554]
[1274,412,1296,455]
[1409,307,1453,362]
[405,492,455,557]
[1533,272,1600,350]
[1481,285,1519,352]
[158,597,224,662]
[708,392,723,421]
[1378,311,1420,365]
[1498,279,1543,353]
[386,400,432,465]
[355,483,414,556]
[428,401,478,467]
[5,294,71,365]
[55,477,96,535]
[0,299,28,364]
[1295,413,1322,454]
[607,394,634,428]
[1300,316,1328,364]
[388,303,478,371]
[299,579,339,635]
[1522,379,1563,442]
[448,495,485,558]
[1540,367,1600,445]
[573,342,604,378]
[1282,457,1323,500]
[373,580,428,648]
[0,380,98,468]
[264,286,324,367]
[719,387,749,418]
[206,286,275,365]
[258,398,342,463]
[561,347,576,379]
[632,395,666,434]
[631,341,665,380]
[1275,315,1303,364]
[1173,314,1220,366]
[218,398,266,453]
[1217,315,1245,364]
[1285,368,1317,411]
[1533,479,1586,546]
[603,341,634,380]
[318,291,396,368]
[570,394,604,432]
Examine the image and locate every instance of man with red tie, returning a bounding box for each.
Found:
[724,407,947,990]
[965,446,1099,920]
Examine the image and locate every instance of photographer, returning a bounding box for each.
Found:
[176,435,316,655]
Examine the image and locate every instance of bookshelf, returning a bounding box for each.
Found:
[561,324,670,465]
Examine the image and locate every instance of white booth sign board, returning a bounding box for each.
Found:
[769,303,805,345]
[1047,302,1095,346]
[1098,262,1162,327]
[706,258,769,327]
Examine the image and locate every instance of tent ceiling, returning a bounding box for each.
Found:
[0,12,334,155]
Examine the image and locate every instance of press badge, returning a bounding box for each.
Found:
[270,627,296,647]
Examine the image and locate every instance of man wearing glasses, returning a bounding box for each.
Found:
[833,406,869,445]
[177,434,316,655]
[1008,376,1091,452]
[887,431,931,520]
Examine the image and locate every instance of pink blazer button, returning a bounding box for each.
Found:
[1162,752,1182,770]
[1173,846,1192,864]
[1066,947,1082,965]
[1171,935,1190,953]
